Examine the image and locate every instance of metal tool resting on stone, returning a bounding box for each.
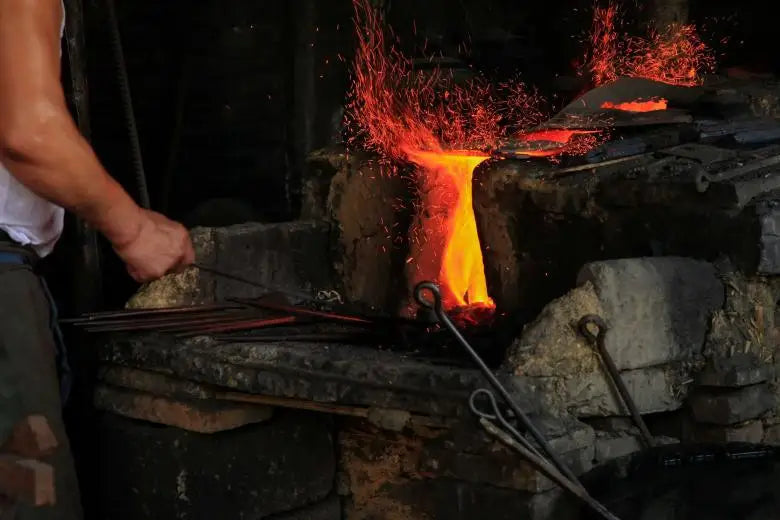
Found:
[414,282,623,520]
[578,315,655,449]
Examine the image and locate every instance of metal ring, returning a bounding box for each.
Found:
[414,281,442,312]
[577,314,606,344]
[469,388,500,420]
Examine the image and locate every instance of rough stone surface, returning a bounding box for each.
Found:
[416,415,595,493]
[315,149,414,312]
[98,410,335,520]
[763,423,780,445]
[689,383,774,425]
[506,282,604,379]
[99,336,542,419]
[472,152,776,316]
[268,495,341,520]
[127,227,216,308]
[507,259,715,417]
[337,418,586,520]
[694,420,764,443]
[127,221,334,308]
[593,432,643,465]
[696,353,771,388]
[577,257,724,370]
[94,385,273,433]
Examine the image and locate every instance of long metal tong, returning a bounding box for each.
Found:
[414,281,622,520]
[578,315,655,449]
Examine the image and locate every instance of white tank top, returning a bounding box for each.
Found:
[0,2,66,257]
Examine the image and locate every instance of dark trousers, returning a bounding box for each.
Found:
[0,239,82,519]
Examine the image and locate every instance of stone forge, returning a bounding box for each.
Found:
[100,87,780,519]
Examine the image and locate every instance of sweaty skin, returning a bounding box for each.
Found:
[0,0,194,282]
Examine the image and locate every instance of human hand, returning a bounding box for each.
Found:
[112,209,195,282]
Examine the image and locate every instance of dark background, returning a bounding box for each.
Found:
[51,0,775,517]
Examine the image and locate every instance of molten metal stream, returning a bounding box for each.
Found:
[405,150,493,310]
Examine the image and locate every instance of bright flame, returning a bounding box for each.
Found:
[405,151,492,310]
[601,97,669,112]
[585,4,715,87]
[347,0,551,315]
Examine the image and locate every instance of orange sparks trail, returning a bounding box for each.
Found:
[346,0,545,314]
[585,4,715,87]
[601,97,669,112]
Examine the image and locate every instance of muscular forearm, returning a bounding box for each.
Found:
[0,108,143,248]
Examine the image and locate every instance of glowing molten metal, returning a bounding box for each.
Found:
[601,98,669,112]
[405,151,493,310]
[346,0,546,315]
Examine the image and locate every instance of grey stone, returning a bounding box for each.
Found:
[695,420,764,443]
[576,257,724,370]
[212,221,334,302]
[97,410,335,520]
[366,408,411,432]
[100,336,543,419]
[594,432,643,465]
[127,221,335,309]
[696,353,771,388]
[762,422,780,445]
[689,384,774,425]
[585,417,635,433]
[757,199,780,274]
[535,364,685,417]
[268,495,341,520]
[418,415,595,493]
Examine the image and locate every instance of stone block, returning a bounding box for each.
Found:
[343,476,577,520]
[696,353,771,388]
[594,432,643,465]
[127,227,217,308]
[98,410,335,520]
[269,495,341,520]
[576,257,724,370]
[320,150,414,311]
[473,151,776,316]
[694,420,764,443]
[534,364,685,417]
[689,384,774,425]
[762,420,780,445]
[127,221,334,308]
[93,385,273,434]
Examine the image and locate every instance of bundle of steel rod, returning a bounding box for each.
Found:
[61,297,428,340]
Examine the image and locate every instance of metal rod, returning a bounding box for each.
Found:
[105,0,150,208]
[479,418,622,520]
[414,281,581,486]
[232,298,372,325]
[193,263,313,302]
[578,315,655,449]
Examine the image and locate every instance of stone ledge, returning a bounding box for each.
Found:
[94,385,273,434]
[689,383,775,425]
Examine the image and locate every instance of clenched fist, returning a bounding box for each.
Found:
[113,209,195,282]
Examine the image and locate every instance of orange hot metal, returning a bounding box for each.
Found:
[601,98,669,112]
